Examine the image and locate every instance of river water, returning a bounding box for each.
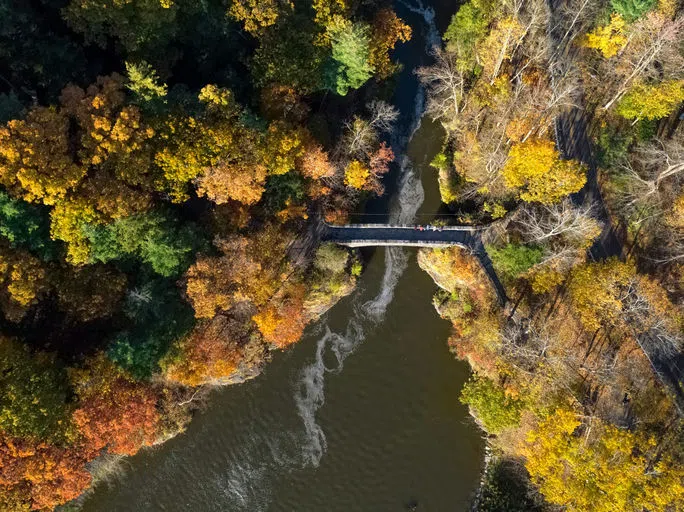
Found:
[79,2,484,510]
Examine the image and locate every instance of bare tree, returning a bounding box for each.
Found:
[341,101,398,158]
[632,135,684,194]
[366,100,399,132]
[612,133,684,259]
[416,47,466,131]
[602,14,684,110]
[622,279,683,358]
[515,200,602,267]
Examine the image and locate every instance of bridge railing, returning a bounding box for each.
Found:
[335,239,471,248]
[325,223,481,232]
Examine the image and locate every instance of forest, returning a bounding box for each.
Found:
[1,0,683,510]
[0,0,413,509]
[417,0,684,510]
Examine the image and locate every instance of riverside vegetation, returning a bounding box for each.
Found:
[0,0,413,509]
[417,0,684,510]
[1,0,683,511]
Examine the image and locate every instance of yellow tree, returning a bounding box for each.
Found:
[49,196,102,264]
[154,85,262,202]
[368,9,412,79]
[522,408,684,512]
[567,258,635,332]
[312,0,348,29]
[252,283,308,348]
[59,74,155,187]
[502,138,586,204]
[260,121,305,176]
[185,229,289,318]
[616,79,684,120]
[0,245,49,322]
[197,162,267,205]
[228,0,292,35]
[0,107,86,205]
[344,160,370,189]
[581,13,628,58]
[476,16,525,83]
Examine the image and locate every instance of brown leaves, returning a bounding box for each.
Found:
[297,144,335,180]
[197,162,267,205]
[162,315,265,386]
[185,228,290,319]
[368,9,412,79]
[0,434,91,511]
[71,356,161,456]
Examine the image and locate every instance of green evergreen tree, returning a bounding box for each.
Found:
[610,0,657,21]
[108,278,194,379]
[487,243,544,280]
[84,210,203,277]
[0,191,57,260]
[325,21,374,96]
[460,376,524,434]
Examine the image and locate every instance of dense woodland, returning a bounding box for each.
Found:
[0,0,413,509]
[418,0,684,510]
[1,0,683,510]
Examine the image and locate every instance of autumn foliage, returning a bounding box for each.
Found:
[0,434,91,511]
[71,356,161,456]
[0,0,402,508]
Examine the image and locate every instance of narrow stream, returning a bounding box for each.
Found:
[79,2,484,510]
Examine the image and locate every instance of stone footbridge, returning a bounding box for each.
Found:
[322,223,508,305]
[323,223,478,248]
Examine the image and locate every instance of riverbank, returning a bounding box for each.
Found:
[75,1,489,510]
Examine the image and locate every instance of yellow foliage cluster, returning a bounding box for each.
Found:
[185,231,287,319]
[60,75,155,170]
[582,13,628,58]
[0,247,48,321]
[368,9,412,79]
[49,197,102,264]
[344,160,370,189]
[312,0,348,28]
[197,162,267,205]
[252,284,308,348]
[228,0,292,35]
[523,408,684,512]
[568,258,635,332]
[0,107,86,205]
[261,122,305,175]
[502,138,586,204]
[616,79,684,120]
[476,16,525,82]
[530,265,564,294]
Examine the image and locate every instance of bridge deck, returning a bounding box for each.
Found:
[323,224,478,247]
[322,223,508,306]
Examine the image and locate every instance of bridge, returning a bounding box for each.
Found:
[321,223,508,305]
[322,223,479,248]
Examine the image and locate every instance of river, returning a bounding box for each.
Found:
[79,1,485,510]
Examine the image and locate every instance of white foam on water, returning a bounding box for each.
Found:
[293,0,440,465]
[216,1,442,506]
[400,0,441,50]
